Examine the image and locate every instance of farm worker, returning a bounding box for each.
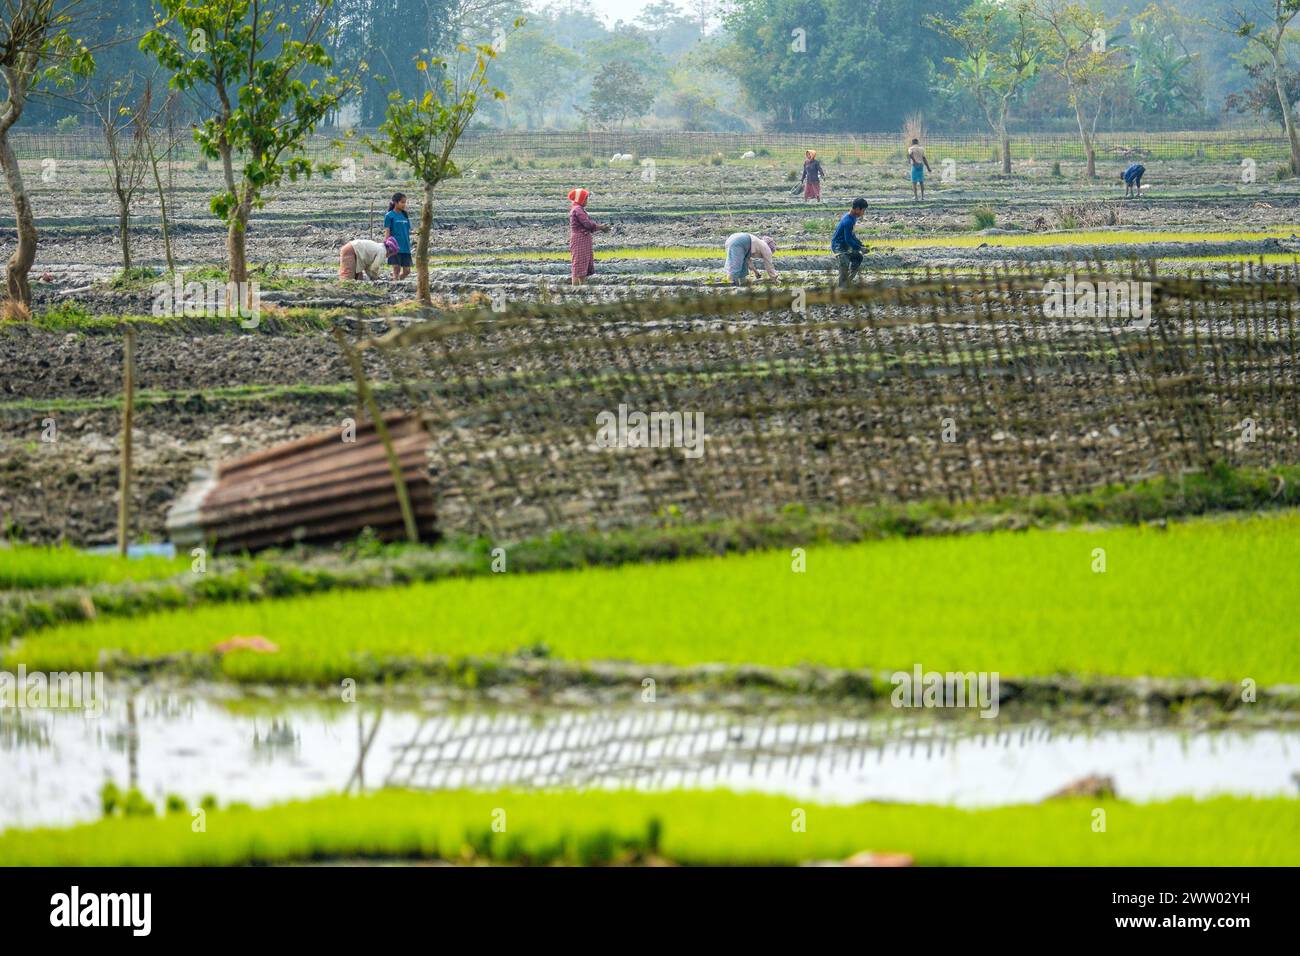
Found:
[907,138,932,201]
[1121,163,1146,198]
[722,233,778,284]
[799,149,825,202]
[383,192,412,280]
[338,239,388,281]
[568,187,609,286]
[831,198,868,287]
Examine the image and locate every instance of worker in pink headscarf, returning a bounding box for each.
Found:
[568,187,610,286]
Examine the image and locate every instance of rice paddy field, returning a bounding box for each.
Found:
[5,510,1299,685]
[2,130,1299,869]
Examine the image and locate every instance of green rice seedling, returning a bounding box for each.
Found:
[9,511,1298,685]
[0,543,188,590]
[0,789,1294,867]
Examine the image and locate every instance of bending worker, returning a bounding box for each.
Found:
[723,232,778,284]
[338,238,388,281]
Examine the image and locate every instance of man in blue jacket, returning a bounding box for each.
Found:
[1121,163,1146,199]
[831,198,868,287]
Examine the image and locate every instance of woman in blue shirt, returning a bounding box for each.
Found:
[383,192,412,279]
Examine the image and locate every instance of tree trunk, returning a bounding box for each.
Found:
[217,141,249,289]
[117,196,132,271]
[0,128,35,309]
[147,147,174,271]
[998,118,1011,176]
[1070,93,1096,178]
[416,183,433,304]
[227,215,248,282]
[228,184,253,303]
[1272,54,1300,175]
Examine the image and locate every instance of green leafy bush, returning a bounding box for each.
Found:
[972,205,997,229]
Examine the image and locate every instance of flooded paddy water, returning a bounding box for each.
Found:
[2,682,1295,830]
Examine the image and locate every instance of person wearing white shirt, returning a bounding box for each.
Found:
[722,233,778,284]
[339,238,388,281]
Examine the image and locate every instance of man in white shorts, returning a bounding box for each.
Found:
[907,138,932,201]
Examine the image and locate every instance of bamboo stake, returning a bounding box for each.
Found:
[117,324,136,557]
[333,326,420,543]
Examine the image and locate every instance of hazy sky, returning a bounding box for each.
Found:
[586,0,655,23]
[564,0,714,28]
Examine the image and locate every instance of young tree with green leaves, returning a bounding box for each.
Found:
[141,0,358,291]
[932,0,1040,175]
[0,0,93,310]
[1029,1,1125,178]
[1221,1,1300,175]
[366,39,507,305]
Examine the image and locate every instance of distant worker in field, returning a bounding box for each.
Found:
[831,198,868,287]
[568,187,610,286]
[338,238,388,281]
[1121,162,1146,199]
[907,138,932,201]
[722,232,778,284]
[799,149,825,202]
[383,192,412,280]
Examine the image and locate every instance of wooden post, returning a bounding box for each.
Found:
[117,324,136,557]
[333,327,420,543]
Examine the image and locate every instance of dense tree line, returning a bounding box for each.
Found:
[8,0,1299,133]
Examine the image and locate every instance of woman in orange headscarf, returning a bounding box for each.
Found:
[567,187,609,286]
[800,149,824,202]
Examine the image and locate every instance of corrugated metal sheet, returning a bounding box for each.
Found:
[167,413,435,552]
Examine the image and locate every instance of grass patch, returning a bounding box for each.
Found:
[0,380,371,415]
[971,205,998,230]
[21,308,340,334]
[802,218,837,235]
[0,543,188,590]
[0,789,1293,866]
[8,507,1298,684]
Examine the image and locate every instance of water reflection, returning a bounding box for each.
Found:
[1,685,1296,831]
